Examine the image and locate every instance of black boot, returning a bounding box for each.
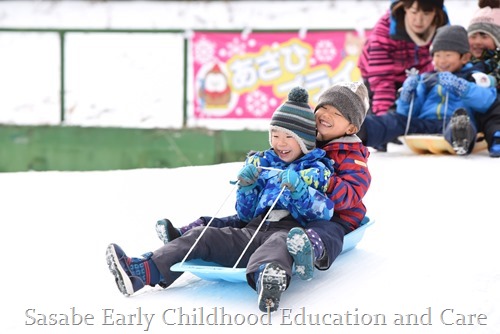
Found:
[448,109,475,155]
[155,219,181,244]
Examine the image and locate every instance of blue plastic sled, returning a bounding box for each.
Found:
[170,216,374,283]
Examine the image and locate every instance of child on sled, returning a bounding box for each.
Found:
[107,86,358,312]
[357,25,498,155]
[156,81,372,285]
[468,0,500,157]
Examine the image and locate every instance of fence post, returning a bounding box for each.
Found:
[59,30,66,123]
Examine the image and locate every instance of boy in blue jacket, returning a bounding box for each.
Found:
[358,25,498,155]
[106,87,336,312]
[157,82,372,283]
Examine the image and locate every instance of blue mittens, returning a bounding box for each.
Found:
[280,169,307,199]
[400,74,419,103]
[237,164,259,190]
[438,72,470,97]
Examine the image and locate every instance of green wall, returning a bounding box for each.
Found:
[0,125,269,172]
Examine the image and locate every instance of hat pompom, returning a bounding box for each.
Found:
[269,86,316,154]
[479,0,500,9]
[288,86,309,104]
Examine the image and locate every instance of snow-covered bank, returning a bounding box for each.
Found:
[2,144,499,333]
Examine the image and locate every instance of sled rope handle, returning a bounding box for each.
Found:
[232,185,286,269]
[179,181,239,266]
[180,165,284,267]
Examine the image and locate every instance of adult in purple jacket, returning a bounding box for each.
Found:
[358,0,449,116]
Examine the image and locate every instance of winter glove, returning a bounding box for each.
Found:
[438,72,470,97]
[399,74,419,103]
[422,72,439,91]
[471,72,497,88]
[280,169,307,199]
[236,164,259,189]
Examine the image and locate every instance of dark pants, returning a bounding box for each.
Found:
[199,215,246,228]
[196,215,349,271]
[475,99,500,149]
[358,113,447,148]
[151,216,301,291]
[306,218,349,270]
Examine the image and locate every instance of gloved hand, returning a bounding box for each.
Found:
[237,164,259,189]
[280,169,307,199]
[471,72,497,88]
[422,72,438,91]
[438,72,470,97]
[399,74,419,103]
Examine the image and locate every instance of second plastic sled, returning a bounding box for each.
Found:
[170,215,375,283]
[401,133,487,155]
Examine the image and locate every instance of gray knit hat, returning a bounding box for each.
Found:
[468,6,500,47]
[269,86,316,154]
[430,25,470,55]
[314,81,369,132]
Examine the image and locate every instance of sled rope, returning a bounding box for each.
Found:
[404,93,414,137]
[403,68,419,138]
[179,181,239,266]
[232,186,286,269]
[180,165,284,267]
[442,91,449,134]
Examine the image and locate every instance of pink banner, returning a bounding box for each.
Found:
[192,30,365,120]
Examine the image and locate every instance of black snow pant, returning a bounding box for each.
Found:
[475,98,500,150]
[306,218,349,270]
[151,215,301,291]
[357,113,445,149]
[193,214,349,271]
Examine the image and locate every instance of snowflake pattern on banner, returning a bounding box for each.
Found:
[192,31,365,120]
[244,90,275,117]
[223,37,248,58]
[314,40,337,63]
[194,37,217,65]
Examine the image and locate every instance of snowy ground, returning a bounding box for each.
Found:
[2,143,499,334]
[1,1,499,333]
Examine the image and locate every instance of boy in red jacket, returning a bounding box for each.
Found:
[157,81,372,281]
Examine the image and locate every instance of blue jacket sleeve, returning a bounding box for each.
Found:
[460,82,497,114]
[396,82,426,117]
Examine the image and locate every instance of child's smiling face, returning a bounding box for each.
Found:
[468,32,497,59]
[315,105,358,141]
[432,50,471,73]
[270,129,303,162]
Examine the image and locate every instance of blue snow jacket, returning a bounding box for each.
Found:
[396,63,497,124]
[235,148,334,226]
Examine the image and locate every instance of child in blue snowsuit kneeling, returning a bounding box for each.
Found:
[106,87,335,312]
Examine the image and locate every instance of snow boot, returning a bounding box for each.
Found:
[287,228,313,280]
[489,131,500,158]
[286,227,324,280]
[373,143,387,152]
[105,243,163,296]
[448,108,475,155]
[155,219,182,244]
[256,262,287,313]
